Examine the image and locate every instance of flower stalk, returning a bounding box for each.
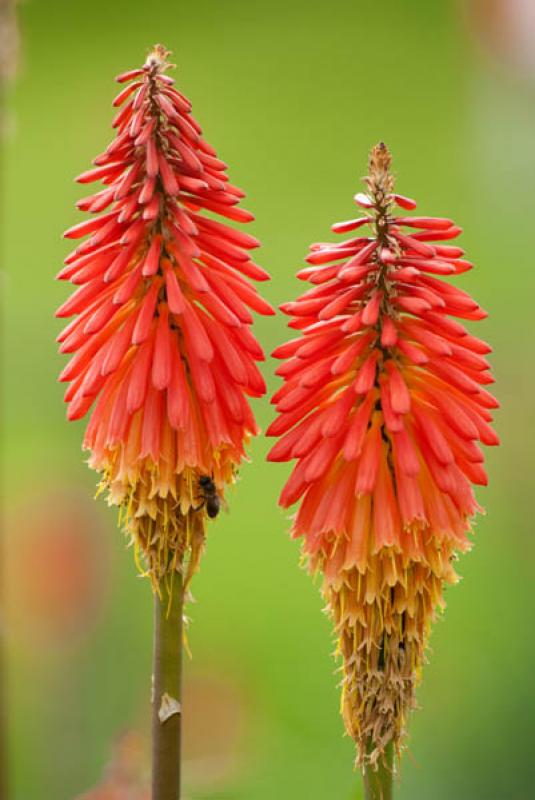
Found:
[152,573,183,800]
[363,741,393,800]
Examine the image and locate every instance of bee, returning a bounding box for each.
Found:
[195,475,221,519]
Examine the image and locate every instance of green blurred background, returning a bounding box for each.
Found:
[3,0,535,797]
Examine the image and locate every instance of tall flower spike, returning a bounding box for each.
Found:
[267,143,499,776]
[57,45,274,586]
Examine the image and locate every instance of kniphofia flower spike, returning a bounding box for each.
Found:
[57,45,273,585]
[267,143,498,770]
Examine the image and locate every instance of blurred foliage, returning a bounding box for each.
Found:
[3,0,535,798]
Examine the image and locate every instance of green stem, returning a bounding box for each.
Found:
[363,741,394,800]
[152,572,183,800]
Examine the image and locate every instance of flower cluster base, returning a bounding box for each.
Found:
[105,463,208,587]
[321,542,458,767]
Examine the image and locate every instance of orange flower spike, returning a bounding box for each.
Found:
[267,143,499,770]
[57,45,274,586]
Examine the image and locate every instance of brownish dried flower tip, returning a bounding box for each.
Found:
[367,142,394,192]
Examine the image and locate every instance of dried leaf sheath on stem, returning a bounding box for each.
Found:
[267,143,498,778]
[56,44,273,800]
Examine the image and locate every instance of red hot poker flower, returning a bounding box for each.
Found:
[57,45,274,584]
[267,143,499,769]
